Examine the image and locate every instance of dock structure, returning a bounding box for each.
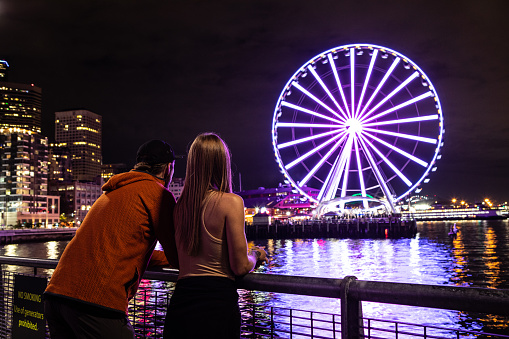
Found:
[246,218,417,240]
[0,228,76,244]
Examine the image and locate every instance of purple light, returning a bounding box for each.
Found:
[318,135,354,201]
[357,136,395,210]
[354,139,369,209]
[350,49,355,116]
[272,44,445,208]
[300,133,348,186]
[357,57,400,120]
[307,65,346,117]
[281,101,345,124]
[363,114,439,127]
[360,135,412,186]
[363,127,437,144]
[328,53,351,118]
[361,71,419,119]
[363,131,428,167]
[361,92,433,124]
[285,131,347,170]
[277,122,342,129]
[292,81,344,120]
[355,49,378,119]
[277,129,342,150]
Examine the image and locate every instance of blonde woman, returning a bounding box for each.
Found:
[163,133,267,338]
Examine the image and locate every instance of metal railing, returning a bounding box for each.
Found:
[1,255,509,338]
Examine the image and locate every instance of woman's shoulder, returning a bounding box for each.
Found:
[214,192,244,209]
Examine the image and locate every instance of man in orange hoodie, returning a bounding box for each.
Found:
[44,140,180,338]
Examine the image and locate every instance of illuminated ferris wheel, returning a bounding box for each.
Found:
[272,44,444,213]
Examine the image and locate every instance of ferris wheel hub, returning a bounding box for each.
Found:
[345,118,363,135]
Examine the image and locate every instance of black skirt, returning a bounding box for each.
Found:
[163,276,240,339]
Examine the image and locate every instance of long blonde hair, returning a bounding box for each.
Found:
[174,132,232,255]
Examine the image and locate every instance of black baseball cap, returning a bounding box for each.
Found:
[136,140,182,165]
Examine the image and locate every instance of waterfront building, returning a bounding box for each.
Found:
[0,129,60,227]
[168,177,184,200]
[55,109,102,182]
[101,163,129,182]
[237,184,319,224]
[48,143,73,183]
[0,60,42,134]
[53,181,103,225]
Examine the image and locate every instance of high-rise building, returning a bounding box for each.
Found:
[101,163,129,182]
[0,60,42,134]
[0,60,8,80]
[48,143,73,183]
[168,177,184,200]
[0,129,60,227]
[55,109,102,182]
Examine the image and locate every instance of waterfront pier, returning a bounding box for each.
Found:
[0,228,76,245]
[246,218,417,240]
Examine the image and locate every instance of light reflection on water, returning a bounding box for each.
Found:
[1,220,508,334]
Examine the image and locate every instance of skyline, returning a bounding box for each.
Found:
[1,1,508,202]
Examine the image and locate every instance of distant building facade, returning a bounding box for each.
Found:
[0,129,60,227]
[101,163,129,182]
[55,109,102,182]
[237,184,319,224]
[48,143,73,183]
[52,181,103,225]
[168,177,184,200]
[0,60,42,134]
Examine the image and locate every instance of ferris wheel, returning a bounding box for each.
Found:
[272,44,444,212]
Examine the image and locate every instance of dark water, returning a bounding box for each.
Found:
[2,219,509,335]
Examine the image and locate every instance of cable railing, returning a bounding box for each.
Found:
[1,255,509,338]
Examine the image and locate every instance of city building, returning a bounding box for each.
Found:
[55,109,102,182]
[0,60,42,134]
[0,129,60,227]
[48,143,73,183]
[101,163,129,182]
[168,177,184,200]
[53,181,103,226]
[238,184,319,224]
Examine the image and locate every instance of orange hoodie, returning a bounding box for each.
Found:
[45,171,178,313]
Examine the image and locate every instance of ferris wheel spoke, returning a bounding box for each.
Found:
[278,129,343,150]
[360,135,412,187]
[340,134,353,197]
[277,122,342,129]
[285,131,347,170]
[318,135,354,201]
[281,101,345,124]
[357,57,400,119]
[363,127,437,144]
[358,71,420,122]
[363,131,428,167]
[361,92,433,124]
[355,49,378,119]
[307,65,348,119]
[354,138,369,209]
[299,133,348,186]
[328,53,351,118]
[358,137,395,210]
[350,48,355,117]
[363,114,439,128]
[292,82,344,120]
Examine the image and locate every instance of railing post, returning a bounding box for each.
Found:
[340,276,364,339]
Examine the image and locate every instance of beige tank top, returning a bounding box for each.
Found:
[177,193,235,280]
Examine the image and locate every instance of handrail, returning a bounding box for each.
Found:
[2,255,509,314]
[2,255,509,338]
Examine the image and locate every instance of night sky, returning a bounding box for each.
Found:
[1,0,508,203]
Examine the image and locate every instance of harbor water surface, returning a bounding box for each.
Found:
[1,219,508,335]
